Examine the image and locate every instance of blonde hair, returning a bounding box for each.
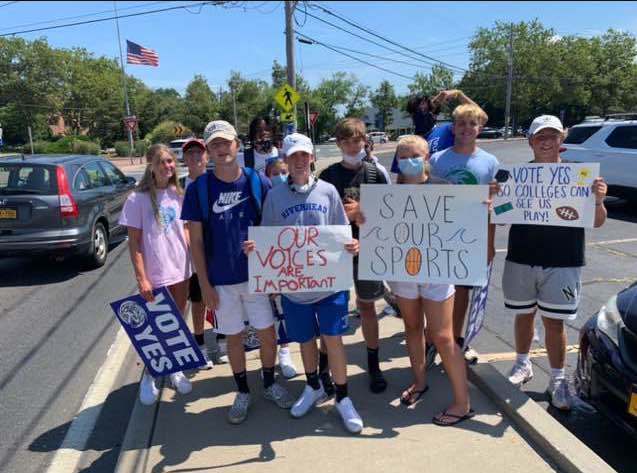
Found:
[395,135,431,184]
[138,144,183,225]
[452,103,488,125]
[335,117,367,141]
[265,159,287,178]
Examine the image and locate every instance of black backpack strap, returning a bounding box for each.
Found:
[244,148,255,169]
[361,161,378,184]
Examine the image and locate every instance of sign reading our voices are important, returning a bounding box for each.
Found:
[248,225,353,294]
[358,184,489,286]
[492,163,599,228]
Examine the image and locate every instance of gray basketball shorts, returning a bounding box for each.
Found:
[502,260,582,321]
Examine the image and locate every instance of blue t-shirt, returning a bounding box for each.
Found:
[391,123,455,173]
[181,170,271,286]
[429,146,499,185]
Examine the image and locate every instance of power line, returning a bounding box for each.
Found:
[0,1,19,8]
[295,31,414,81]
[0,1,226,37]
[307,3,466,73]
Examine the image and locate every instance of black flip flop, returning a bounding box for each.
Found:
[400,385,429,406]
[432,408,476,426]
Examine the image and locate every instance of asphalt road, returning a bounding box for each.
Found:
[0,139,634,473]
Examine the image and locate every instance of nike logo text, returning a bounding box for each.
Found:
[212,192,249,214]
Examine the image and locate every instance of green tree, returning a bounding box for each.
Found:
[407,65,455,97]
[181,75,217,135]
[371,80,397,131]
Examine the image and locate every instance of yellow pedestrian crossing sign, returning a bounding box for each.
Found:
[280,111,295,123]
[274,83,300,112]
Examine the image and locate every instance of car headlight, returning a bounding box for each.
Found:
[596,295,624,345]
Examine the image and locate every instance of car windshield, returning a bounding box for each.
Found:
[0,165,54,195]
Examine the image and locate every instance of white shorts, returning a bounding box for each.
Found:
[212,282,274,335]
[388,281,455,302]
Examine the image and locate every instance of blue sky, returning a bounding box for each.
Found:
[2,1,636,96]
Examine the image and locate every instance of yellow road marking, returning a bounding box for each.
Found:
[477,344,580,363]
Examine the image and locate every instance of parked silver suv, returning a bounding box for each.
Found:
[561,114,637,203]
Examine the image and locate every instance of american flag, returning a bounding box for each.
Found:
[126,40,159,67]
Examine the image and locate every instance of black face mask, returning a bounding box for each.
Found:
[254,140,273,154]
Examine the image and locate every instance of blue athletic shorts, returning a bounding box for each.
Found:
[281,291,350,343]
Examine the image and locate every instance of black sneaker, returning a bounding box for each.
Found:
[319,371,335,397]
[369,369,388,393]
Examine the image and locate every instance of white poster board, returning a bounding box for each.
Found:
[248,225,353,294]
[358,184,489,286]
[492,163,599,227]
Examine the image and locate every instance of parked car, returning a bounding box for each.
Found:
[0,154,136,267]
[368,131,388,144]
[478,127,503,139]
[168,138,193,162]
[326,136,337,143]
[575,282,637,438]
[561,116,637,203]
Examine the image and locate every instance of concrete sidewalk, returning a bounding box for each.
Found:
[116,308,565,473]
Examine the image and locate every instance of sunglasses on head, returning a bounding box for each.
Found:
[254,140,273,152]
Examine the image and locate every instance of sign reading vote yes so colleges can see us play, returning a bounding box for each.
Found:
[248,225,353,294]
[492,163,599,228]
[110,288,205,377]
[358,184,489,286]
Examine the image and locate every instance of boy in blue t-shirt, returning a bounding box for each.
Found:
[429,104,499,362]
[181,120,294,424]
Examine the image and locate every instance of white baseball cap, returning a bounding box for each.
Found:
[282,133,313,156]
[203,120,237,145]
[528,115,564,136]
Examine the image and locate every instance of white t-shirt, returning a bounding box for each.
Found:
[237,147,279,172]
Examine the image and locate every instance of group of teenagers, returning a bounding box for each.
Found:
[119,88,609,435]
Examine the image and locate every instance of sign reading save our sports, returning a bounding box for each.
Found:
[358,184,489,286]
[248,225,353,294]
[492,163,599,228]
[110,288,205,377]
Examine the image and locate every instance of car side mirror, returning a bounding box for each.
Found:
[126,176,136,186]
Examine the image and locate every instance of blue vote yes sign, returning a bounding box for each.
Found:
[110,287,205,377]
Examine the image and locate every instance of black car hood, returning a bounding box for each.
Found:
[617,283,637,334]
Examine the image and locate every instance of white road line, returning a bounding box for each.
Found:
[45,328,132,473]
[496,237,637,253]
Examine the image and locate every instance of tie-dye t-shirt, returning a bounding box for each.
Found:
[429,147,499,185]
[119,187,192,288]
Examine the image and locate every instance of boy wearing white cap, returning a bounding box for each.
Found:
[503,115,608,410]
[181,120,294,424]
[244,133,364,433]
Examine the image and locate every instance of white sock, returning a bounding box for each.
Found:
[516,353,530,366]
[551,368,565,380]
[279,346,290,357]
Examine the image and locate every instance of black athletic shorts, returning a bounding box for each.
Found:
[353,257,385,303]
[188,273,202,303]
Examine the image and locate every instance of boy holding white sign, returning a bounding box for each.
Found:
[503,115,607,411]
[429,104,499,362]
[244,133,364,434]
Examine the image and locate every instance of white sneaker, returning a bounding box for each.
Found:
[227,392,252,424]
[217,340,229,364]
[291,384,326,418]
[548,377,574,411]
[199,344,214,370]
[508,361,534,387]
[335,397,364,434]
[278,348,297,379]
[264,382,295,409]
[139,373,159,405]
[170,371,192,395]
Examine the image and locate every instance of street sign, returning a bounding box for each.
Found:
[280,111,295,123]
[274,83,300,112]
[123,115,138,131]
[173,124,186,136]
[309,112,319,126]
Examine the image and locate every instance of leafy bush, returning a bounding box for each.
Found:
[114,140,131,157]
[134,140,149,157]
[145,120,192,145]
[72,140,100,155]
[22,137,100,154]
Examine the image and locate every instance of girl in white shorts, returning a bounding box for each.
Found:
[388,135,474,427]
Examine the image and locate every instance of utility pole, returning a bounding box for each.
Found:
[113,1,135,163]
[504,23,514,140]
[232,86,238,131]
[284,1,297,133]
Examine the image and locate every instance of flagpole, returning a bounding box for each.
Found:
[113,1,135,163]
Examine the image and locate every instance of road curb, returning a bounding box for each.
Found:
[113,374,164,473]
[468,363,615,473]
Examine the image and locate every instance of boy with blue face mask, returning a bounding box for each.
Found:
[319,117,390,395]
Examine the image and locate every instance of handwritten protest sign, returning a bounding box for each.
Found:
[492,163,599,227]
[110,288,205,377]
[248,225,353,294]
[359,184,489,286]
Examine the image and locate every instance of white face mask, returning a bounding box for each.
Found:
[342,149,366,165]
[291,175,315,193]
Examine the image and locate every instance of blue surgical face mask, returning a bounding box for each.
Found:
[271,173,288,187]
[398,157,425,176]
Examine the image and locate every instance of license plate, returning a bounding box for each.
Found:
[0,208,16,219]
[629,386,637,418]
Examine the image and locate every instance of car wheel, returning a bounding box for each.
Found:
[574,339,593,400]
[86,222,108,269]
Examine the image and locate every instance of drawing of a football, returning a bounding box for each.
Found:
[555,206,579,221]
